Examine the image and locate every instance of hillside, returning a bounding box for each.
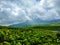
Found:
[0,25,60,45]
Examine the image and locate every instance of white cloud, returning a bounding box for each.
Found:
[0,0,60,26]
[25,16,32,20]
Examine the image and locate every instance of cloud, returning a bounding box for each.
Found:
[25,16,32,20]
[29,0,60,20]
[0,0,60,26]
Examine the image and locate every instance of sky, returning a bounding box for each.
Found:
[0,0,60,26]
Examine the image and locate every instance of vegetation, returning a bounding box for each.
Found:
[0,24,60,45]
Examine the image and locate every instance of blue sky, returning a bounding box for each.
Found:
[0,0,60,26]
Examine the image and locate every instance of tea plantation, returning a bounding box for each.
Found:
[0,26,60,45]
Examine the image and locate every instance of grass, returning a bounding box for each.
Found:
[0,24,60,45]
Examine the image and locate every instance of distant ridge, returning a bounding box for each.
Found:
[10,19,60,27]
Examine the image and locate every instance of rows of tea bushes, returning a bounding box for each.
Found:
[0,27,60,45]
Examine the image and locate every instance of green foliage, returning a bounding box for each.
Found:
[0,26,60,45]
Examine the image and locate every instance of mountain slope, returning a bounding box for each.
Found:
[10,18,60,26]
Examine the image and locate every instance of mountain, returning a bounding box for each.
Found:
[10,18,60,27]
[10,20,33,27]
